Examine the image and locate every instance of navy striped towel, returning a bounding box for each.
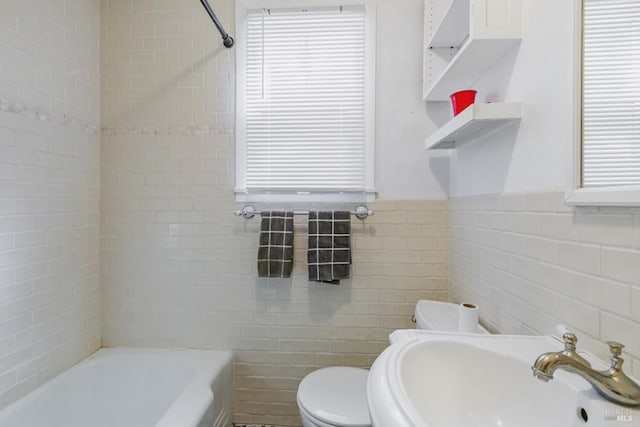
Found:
[257,211,294,278]
[307,211,351,283]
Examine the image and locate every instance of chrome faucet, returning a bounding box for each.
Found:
[532,333,640,407]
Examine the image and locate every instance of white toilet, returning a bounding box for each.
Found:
[297,366,370,427]
[296,300,486,427]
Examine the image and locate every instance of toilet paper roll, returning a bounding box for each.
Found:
[458,303,479,333]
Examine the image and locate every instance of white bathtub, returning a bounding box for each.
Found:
[0,348,234,427]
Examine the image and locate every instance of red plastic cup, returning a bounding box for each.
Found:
[450,90,477,116]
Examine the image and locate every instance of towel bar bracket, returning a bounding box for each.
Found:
[235,205,256,219]
[354,205,374,220]
[233,205,374,220]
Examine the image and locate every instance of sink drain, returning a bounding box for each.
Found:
[577,407,589,423]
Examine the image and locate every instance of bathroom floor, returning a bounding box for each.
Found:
[234,424,279,427]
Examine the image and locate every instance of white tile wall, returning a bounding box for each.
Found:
[100,1,447,425]
[101,143,449,425]
[450,190,640,371]
[0,0,101,406]
[4,1,637,426]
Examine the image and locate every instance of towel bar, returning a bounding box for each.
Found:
[233,205,374,220]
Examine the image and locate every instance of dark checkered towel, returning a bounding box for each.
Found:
[257,211,294,278]
[307,211,351,283]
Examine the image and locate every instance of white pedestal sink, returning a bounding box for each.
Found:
[368,331,640,427]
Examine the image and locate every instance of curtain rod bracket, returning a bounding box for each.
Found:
[200,0,235,48]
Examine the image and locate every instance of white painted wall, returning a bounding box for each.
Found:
[446,0,640,374]
[375,0,449,199]
[446,0,576,197]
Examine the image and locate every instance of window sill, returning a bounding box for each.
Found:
[235,190,377,205]
[565,186,640,207]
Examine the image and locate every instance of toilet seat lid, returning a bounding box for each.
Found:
[297,367,371,427]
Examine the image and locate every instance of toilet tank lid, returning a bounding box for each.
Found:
[297,367,371,427]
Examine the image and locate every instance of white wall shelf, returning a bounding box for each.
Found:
[428,0,469,48]
[423,0,522,101]
[424,102,522,150]
[424,38,521,101]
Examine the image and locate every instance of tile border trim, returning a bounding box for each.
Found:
[101,123,234,137]
[0,97,99,135]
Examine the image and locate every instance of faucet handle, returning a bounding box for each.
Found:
[563,332,578,350]
[561,333,591,368]
[607,341,625,358]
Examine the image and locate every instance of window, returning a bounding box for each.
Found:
[235,0,376,203]
[568,0,640,205]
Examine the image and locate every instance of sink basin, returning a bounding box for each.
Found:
[368,331,640,427]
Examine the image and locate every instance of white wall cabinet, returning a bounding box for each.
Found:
[424,0,523,149]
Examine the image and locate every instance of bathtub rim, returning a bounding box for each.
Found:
[0,346,234,427]
[89,347,234,427]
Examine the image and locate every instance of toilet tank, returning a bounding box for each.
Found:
[414,300,489,333]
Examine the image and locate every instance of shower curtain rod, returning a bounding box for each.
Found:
[200,0,234,48]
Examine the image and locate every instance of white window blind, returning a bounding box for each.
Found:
[582,0,640,188]
[235,2,375,201]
